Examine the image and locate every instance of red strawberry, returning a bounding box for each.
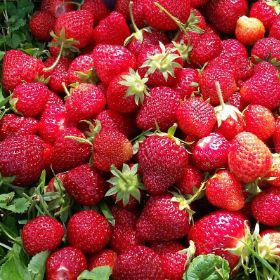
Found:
[252,37,280,62]
[43,142,53,171]
[46,247,87,280]
[221,38,248,58]
[113,246,164,280]
[138,133,189,194]
[274,117,280,153]
[193,133,230,171]
[92,44,136,86]
[251,187,280,226]
[88,249,117,270]
[80,0,110,23]
[2,50,44,92]
[191,0,209,7]
[92,12,130,45]
[228,132,272,183]
[63,164,106,206]
[67,210,111,254]
[266,154,280,188]
[0,135,44,186]
[11,82,50,117]
[22,216,64,256]
[188,210,248,269]
[111,207,138,227]
[269,18,280,40]
[228,91,248,112]
[136,194,190,241]
[40,0,75,17]
[176,97,216,138]
[29,11,55,41]
[136,87,181,131]
[205,0,248,34]
[0,114,38,141]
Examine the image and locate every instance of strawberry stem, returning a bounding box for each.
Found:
[111,165,130,185]
[43,41,64,72]
[215,81,225,110]
[129,1,139,33]
[62,82,71,97]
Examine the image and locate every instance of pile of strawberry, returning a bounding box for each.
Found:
[1,0,280,279]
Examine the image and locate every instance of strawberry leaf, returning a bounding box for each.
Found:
[78,266,112,280]
[28,251,49,280]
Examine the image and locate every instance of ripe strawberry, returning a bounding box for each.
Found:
[191,0,209,7]
[2,50,44,92]
[269,18,280,40]
[205,0,248,34]
[189,210,248,269]
[113,246,164,280]
[80,0,110,23]
[92,44,136,86]
[221,38,248,58]
[22,216,64,256]
[11,82,50,117]
[176,97,216,138]
[43,142,53,171]
[51,127,91,173]
[92,12,130,45]
[111,207,138,227]
[251,187,280,226]
[228,132,272,183]
[252,37,280,62]
[235,16,265,46]
[67,210,111,254]
[0,135,44,186]
[193,133,230,171]
[240,62,280,110]
[0,114,38,141]
[40,0,75,17]
[88,249,117,270]
[138,133,189,194]
[244,104,275,141]
[228,91,248,112]
[136,87,181,131]
[266,154,280,188]
[54,10,94,49]
[46,247,87,280]
[63,164,106,206]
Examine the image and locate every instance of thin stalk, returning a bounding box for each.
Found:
[129,1,139,33]
[215,81,225,110]
[43,41,64,72]
[0,242,12,250]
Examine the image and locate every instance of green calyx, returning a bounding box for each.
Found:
[266,0,280,15]
[172,40,192,63]
[75,68,99,84]
[106,164,144,206]
[119,68,149,105]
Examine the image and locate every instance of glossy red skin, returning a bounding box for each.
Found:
[54,10,94,49]
[136,87,181,131]
[92,12,130,45]
[136,195,190,242]
[46,247,87,280]
[191,0,209,7]
[80,0,110,24]
[269,18,280,40]
[228,132,272,183]
[111,207,138,228]
[228,91,248,112]
[193,133,230,171]
[2,50,44,92]
[221,39,248,58]
[0,135,44,186]
[67,210,111,254]
[40,0,75,17]
[88,249,117,270]
[113,246,164,280]
[43,142,53,171]
[0,114,38,141]
[138,135,189,194]
[273,118,280,153]
[176,97,216,138]
[92,44,136,86]
[188,210,248,269]
[251,188,280,226]
[22,216,64,256]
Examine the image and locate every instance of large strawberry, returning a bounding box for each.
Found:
[252,37,280,62]
[80,0,110,23]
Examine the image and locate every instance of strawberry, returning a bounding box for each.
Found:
[0,114,38,141]
[205,0,248,34]
[251,187,280,226]
[269,18,280,40]
[205,170,245,211]
[235,16,265,46]
[92,44,136,86]
[191,0,209,7]
[221,38,248,58]
[138,133,189,194]
[228,91,248,112]
[143,0,190,31]
[22,216,64,256]
[29,11,55,41]
[136,87,181,131]
[266,154,280,187]
[67,210,111,254]
[113,245,164,280]
[176,97,216,138]
[43,142,53,171]
[63,164,106,206]
[136,194,190,241]
[46,247,87,280]
[0,135,44,186]
[2,50,44,92]
[274,117,280,153]
[228,132,272,183]
[244,104,275,141]
[188,210,248,269]
[65,83,106,124]
[192,133,230,171]
[88,249,117,270]
[11,82,50,117]
[111,207,138,227]
[80,0,110,24]
[40,0,75,17]
[54,10,94,49]
[92,12,131,45]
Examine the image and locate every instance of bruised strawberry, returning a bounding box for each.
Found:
[80,0,110,23]
[88,250,117,270]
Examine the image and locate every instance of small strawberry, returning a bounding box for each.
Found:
[269,18,280,40]
[88,249,117,271]
[46,247,87,280]
[80,0,110,23]
[274,117,280,153]
[40,0,75,17]
[22,216,64,256]
[67,210,111,254]
[228,132,272,183]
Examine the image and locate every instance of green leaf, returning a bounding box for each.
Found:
[184,254,230,280]
[78,266,112,280]
[28,251,49,280]
[0,197,30,213]
[98,202,115,226]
